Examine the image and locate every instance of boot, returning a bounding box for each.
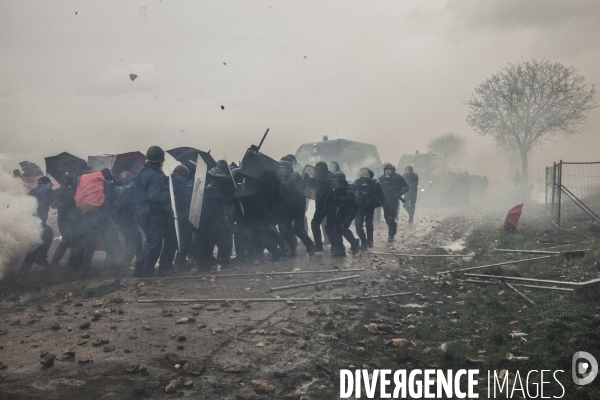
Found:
[360,240,368,249]
[307,243,316,257]
[351,239,360,256]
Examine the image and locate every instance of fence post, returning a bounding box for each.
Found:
[545,167,548,212]
[551,162,556,219]
[557,160,563,227]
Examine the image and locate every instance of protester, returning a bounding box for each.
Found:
[353,168,385,248]
[403,166,419,225]
[379,163,408,242]
[21,176,56,272]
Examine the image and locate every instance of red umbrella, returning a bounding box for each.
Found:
[504,204,523,232]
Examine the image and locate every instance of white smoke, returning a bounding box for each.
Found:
[0,155,42,280]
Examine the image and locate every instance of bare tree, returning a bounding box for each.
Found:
[427,133,466,163]
[466,59,596,182]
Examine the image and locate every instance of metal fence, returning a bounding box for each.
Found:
[546,161,600,226]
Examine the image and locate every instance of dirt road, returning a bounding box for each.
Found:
[4,207,589,399]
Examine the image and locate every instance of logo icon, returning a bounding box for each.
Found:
[572,351,598,385]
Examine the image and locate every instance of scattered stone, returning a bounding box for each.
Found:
[299,372,312,380]
[323,320,337,330]
[40,353,56,367]
[51,322,60,330]
[296,341,307,349]
[223,364,241,372]
[364,323,377,334]
[140,367,149,376]
[177,344,185,350]
[80,333,90,339]
[103,345,115,352]
[124,348,132,353]
[176,335,187,342]
[385,338,409,347]
[167,353,186,366]
[250,379,274,394]
[92,339,109,346]
[9,319,20,326]
[285,393,301,400]
[374,357,400,371]
[79,322,91,329]
[78,357,93,364]
[63,349,76,358]
[183,361,205,375]
[165,379,179,394]
[183,380,194,388]
[125,364,140,373]
[162,310,173,317]
[75,341,85,348]
[280,328,297,336]
[176,317,190,324]
[236,388,257,400]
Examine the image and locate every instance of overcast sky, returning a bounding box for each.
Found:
[1,0,599,176]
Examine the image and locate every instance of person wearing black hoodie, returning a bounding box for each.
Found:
[403,166,419,225]
[134,146,172,277]
[353,168,385,248]
[324,172,359,257]
[379,163,409,241]
[276,160,315,256]
[21,176,56,272]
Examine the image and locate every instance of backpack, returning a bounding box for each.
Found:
[75,172,106,214]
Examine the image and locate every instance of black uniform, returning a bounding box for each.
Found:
[353,177,385,247]
[276,171,315,256]
[403,170,419,223]
[193,170,235,266]
[21,183,56,271]
[324,180,359,256]
[379,172,409,238]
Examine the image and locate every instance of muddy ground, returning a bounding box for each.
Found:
[1,207,600,399]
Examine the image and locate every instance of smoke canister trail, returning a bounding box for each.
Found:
[0,154,43,280]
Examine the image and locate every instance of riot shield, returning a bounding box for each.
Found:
[169,175,181,250]
[188,154,208,229]
[302,165,331,200]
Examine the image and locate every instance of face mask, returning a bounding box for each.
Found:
[385,170,392,176]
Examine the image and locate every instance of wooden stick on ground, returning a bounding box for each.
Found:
[495,249,560,255]
[373,252,474,258]
[506,282,536,305]
[134,269,365,280]
[269,275,360,292]
[436,255,558,275]
[137,292,414,304]
[463,273,579,286]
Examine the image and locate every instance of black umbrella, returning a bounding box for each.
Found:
[45,152,87,185]
[112,151,146,183]
[167,147,217,171]
[233,149,281,199]
[18,161,44,178]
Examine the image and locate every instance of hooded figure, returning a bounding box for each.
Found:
[379,163,409,241]
[310,161,330,252]
[403,166,419,224]
[21,176,57,272]
[134,146,174,277]
[276,160,315,257]
[353,167,385,248]
[160,165,194,269]
[324,172,359,257]
[191,164,235,267]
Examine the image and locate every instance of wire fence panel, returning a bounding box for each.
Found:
[546,161,600,226]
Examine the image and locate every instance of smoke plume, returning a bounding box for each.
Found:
[0,155,42,280]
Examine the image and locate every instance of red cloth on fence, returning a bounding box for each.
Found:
[504,204,523,232]
[75,172,106,214]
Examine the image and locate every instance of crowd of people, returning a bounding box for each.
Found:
[18,146,420,278]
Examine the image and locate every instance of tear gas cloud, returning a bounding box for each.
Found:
[0,155,42,280]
